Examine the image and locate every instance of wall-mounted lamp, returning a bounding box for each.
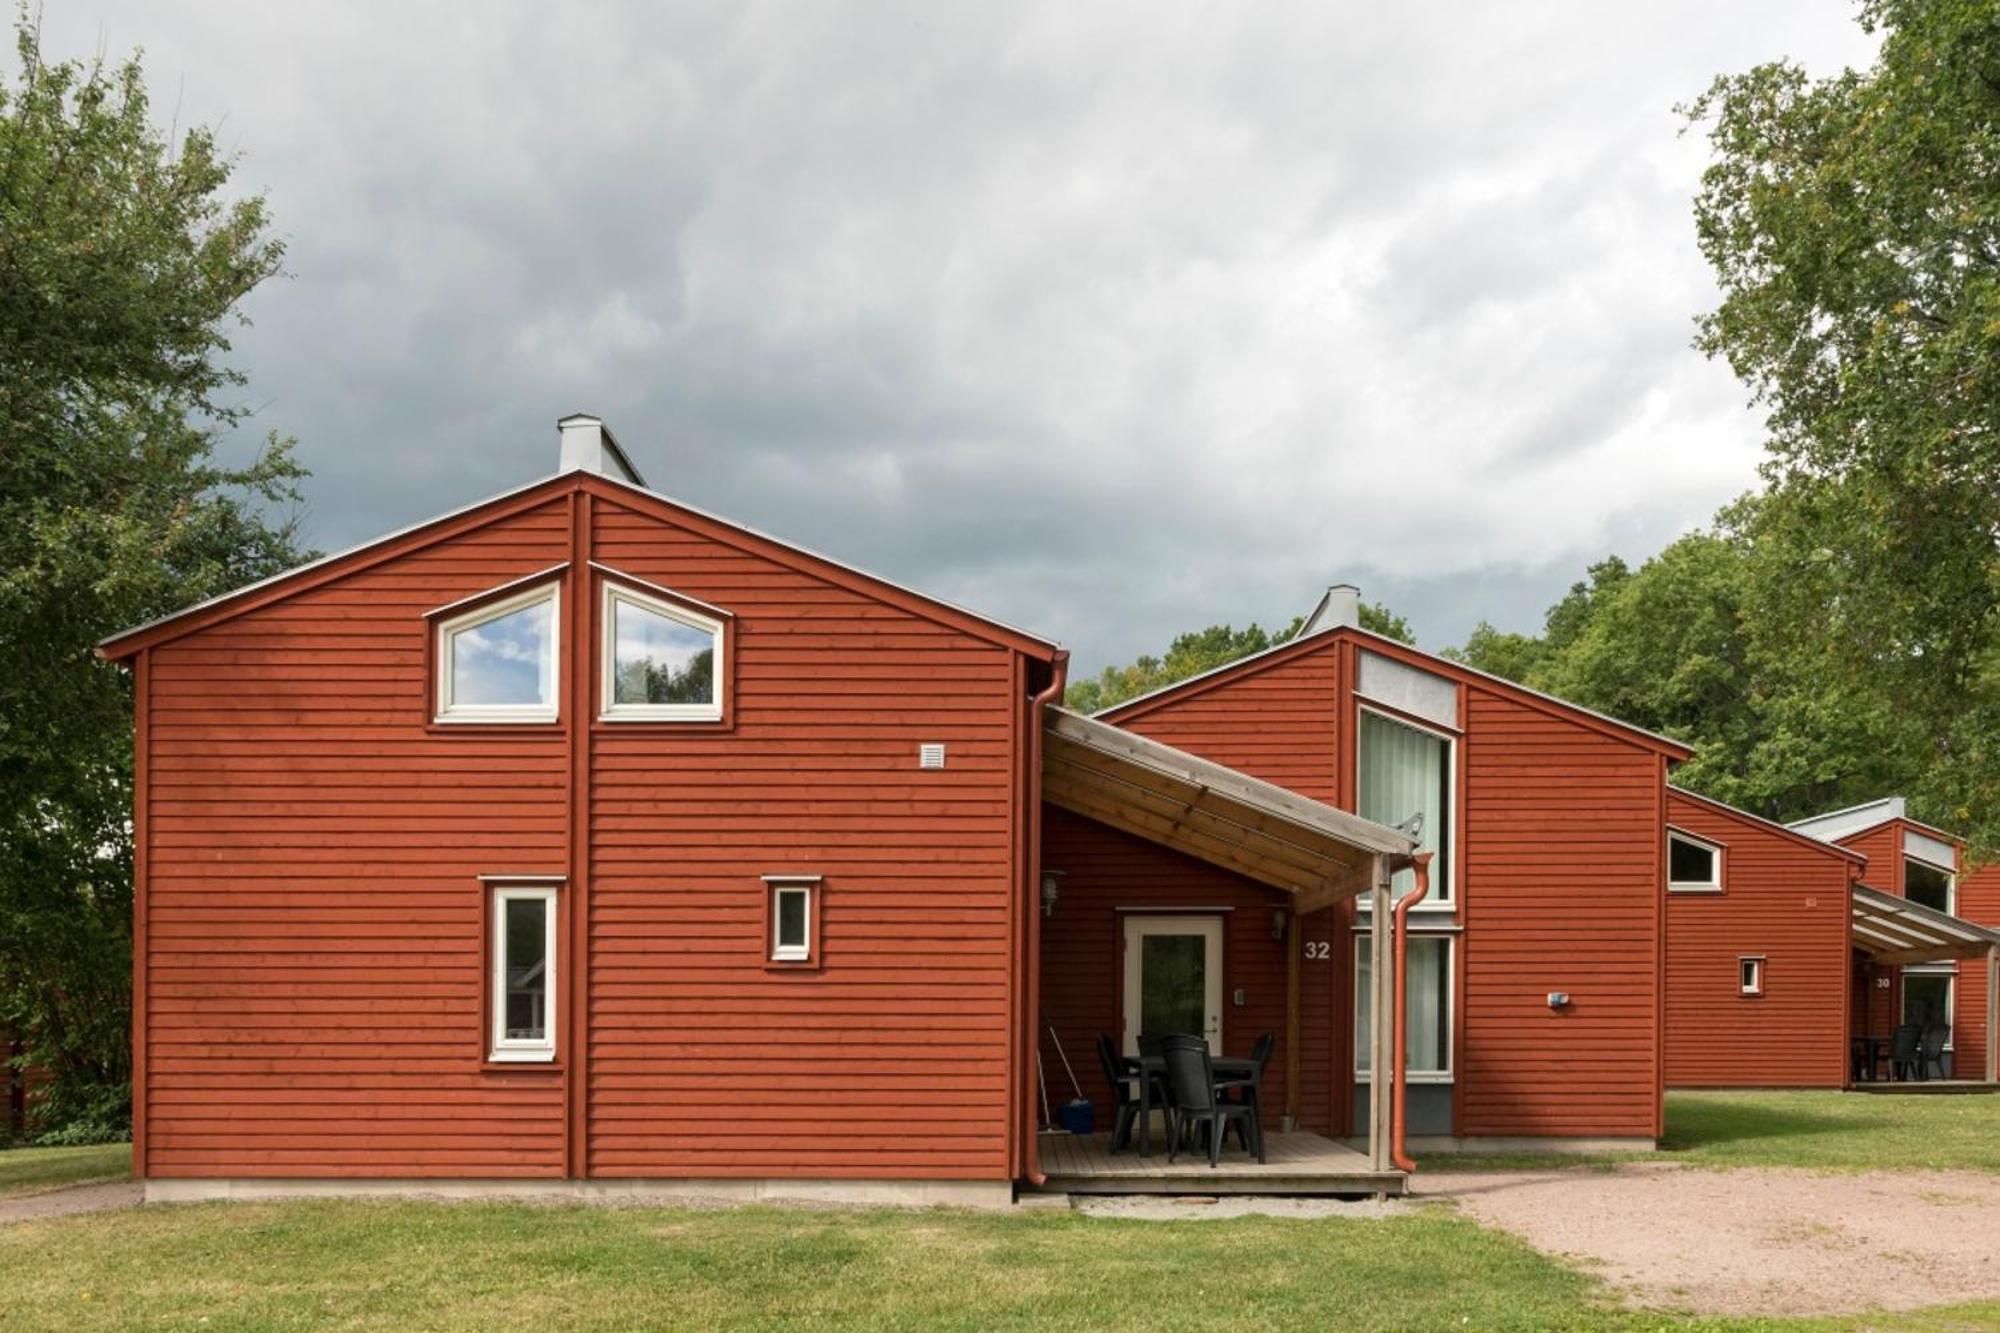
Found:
[1040,872,1063,918]
[1547,991,1570,1010]
[1271,908,1289,941]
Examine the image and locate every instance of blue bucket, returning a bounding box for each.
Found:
[1056,1099,1095,1135]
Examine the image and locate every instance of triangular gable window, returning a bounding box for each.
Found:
[435,581,561,723]
[601,580,726,722]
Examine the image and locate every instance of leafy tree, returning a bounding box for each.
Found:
[0,19,306,1140]
[616,648,714,706]
[1686,0,2000,847]
[1447,558,1632,684]
[1065,600,1414,714]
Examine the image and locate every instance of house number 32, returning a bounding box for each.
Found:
[1304,940,1331,961]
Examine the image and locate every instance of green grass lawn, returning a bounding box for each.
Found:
[0,1141,131,1198]
[1426,1089,2000,1173]
[1,1094,1996,1330]
[1,1195,1995,1331]
[0,1199,1611,1331]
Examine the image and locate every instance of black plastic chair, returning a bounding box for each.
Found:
[1890,1024,1922,1082]
[1849,1036,1874,1084]
[1160,1035,1260,1166]
[1218,1032,1275,1157]
[1095,1033,1141,1151]
[1920,1026,1950,1081]
[1131,1032,1177,1144]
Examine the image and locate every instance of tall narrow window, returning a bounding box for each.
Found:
[1904,857,1955,915]
[601,582,725,722]
[1357,709,1452,904]
[437,583,560,723]
[1668,832,1723,892]
[490,885,558,1062]
[1355,936,1452,1079]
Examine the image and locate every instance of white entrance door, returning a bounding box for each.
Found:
[1121,915,1224,1056]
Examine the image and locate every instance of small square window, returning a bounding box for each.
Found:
[766,877,819,965]
[1669,831,1722,891]
[1739,956,1764,997]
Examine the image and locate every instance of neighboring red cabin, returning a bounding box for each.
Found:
[1789,799,1999,1083]
[1661,788,1864,1088]
[1094,589,1692,1147]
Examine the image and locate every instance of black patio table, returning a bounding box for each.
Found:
[1119,1053,1260,1156]
[1851,1034,1887,1083]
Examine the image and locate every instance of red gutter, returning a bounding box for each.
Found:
[1021,651,1069,1188]
[1391,853,1433,1175]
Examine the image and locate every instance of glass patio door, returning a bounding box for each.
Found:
[1121,915,1223,1056]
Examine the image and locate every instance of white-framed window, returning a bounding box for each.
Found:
[1356,707,1453,907]
[1739,955,1764,997]
[768,878,815,963]
[1903,855,1956,916]
[490,884,558,1062]
[1668,830,1724,892]
[1901,967,1954,1048]
[600,582,724,722]
[436,582,560,723]
[1354,935,1453,1081]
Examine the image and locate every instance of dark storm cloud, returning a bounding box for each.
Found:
[40,2,1878,671]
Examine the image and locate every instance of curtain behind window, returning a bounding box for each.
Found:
[1358,710,1451,901]
[1355,937,1450,1075]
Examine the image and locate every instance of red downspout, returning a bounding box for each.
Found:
[1391,852,1433,1174]
[1022,651,1069,1187]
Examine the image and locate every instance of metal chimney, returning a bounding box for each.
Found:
[556,413,647,488]
[1301,583,1362,637]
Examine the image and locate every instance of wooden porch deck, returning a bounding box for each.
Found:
[1032,1130,1406,1197]
[1851,1080,1999,1095]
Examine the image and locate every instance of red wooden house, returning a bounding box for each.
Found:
[1787,799,2000,1085]
[98,418,1431,1203]
[1088,585,1694,1148]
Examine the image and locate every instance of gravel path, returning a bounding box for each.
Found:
[0,1180,142,1226]
[1419,1164,2000,1317]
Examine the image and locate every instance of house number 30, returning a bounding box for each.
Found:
[1304,940,1331,961]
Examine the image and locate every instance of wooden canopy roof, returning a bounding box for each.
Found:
[1041,707,1414,913]
[1852,883,2000,965]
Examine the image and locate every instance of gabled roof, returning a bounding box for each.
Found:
[1099,622,1694,760]
[1667,785,1868,866]
[1786,797,1961,850]
[96,470,1062,662]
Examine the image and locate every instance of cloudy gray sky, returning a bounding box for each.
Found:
[42,2,1879,673]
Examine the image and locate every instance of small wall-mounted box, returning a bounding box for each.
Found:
[1547,991,1570,1010]
[918,742,946,770]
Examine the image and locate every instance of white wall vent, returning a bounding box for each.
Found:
[918,743,947,770]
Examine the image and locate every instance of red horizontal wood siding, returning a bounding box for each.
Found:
[584,499,1021,1179]
[1662,793,1852,1088]
[1456,690,1662,1138]
[1958,864,1995,1078]
[1037,805,1336,1133]
[142,501,573,1178]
